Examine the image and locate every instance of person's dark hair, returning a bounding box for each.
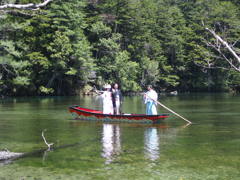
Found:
[147,85,152,89]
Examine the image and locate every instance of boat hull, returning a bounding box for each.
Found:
[69,106,169,123]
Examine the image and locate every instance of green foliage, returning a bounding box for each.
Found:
[94,32,140,91]
[0,0,95,95]
[0,0,240,95]
[140,56,159,87]
[90,21,112,36]
[115,51,140,91]
[39,86,54,94]
[227,71,240,92]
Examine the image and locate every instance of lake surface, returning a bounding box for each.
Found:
[0,93,239,180]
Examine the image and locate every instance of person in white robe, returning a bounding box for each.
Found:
[101,84,114,114]
[144,85,158,115]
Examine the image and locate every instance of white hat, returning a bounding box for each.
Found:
[104,84,111,89]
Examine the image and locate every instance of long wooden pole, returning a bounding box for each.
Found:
[156,100,191,124]
[146,94,192,124]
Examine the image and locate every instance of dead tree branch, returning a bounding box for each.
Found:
[0,0,53,10]
[205,27,240,65]
[201,21,240,72]
[203,38,240,72]
[42,129,54,150]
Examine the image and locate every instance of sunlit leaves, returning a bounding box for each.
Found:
[115,51,140,91]
[39,86,54,94]
[26,52,50,69]
[12,76,30,86]
[65,67,77,76]
[0,41,22,57]
[47,31,73,69]
[90,21,112,36]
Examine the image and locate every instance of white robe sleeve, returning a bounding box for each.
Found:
[145,90,158,103]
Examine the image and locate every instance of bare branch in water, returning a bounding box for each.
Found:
[42,129,54,150]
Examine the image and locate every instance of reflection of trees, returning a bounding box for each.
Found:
[101,124,121,164]
[144,127,160,161]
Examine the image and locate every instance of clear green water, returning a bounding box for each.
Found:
[0,93,239,180]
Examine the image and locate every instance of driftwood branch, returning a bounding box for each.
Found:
[0,0,53,10]
[42,129,54,150]
[0,149,23,162]
[0,138,98,166]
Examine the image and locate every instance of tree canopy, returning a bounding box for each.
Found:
[0,0,240,96]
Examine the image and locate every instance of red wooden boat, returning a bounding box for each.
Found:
[69,105,169,123]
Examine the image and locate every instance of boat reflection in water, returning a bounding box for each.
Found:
[144,127,160,161]
[101,123,121,164]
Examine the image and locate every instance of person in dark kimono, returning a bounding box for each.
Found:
[111,83,123,115]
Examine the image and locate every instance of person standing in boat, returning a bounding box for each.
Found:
[111,83,123,115]
[100,84,114,114]
[144,85,158,115]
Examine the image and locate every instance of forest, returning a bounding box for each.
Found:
[0,0,240,96]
